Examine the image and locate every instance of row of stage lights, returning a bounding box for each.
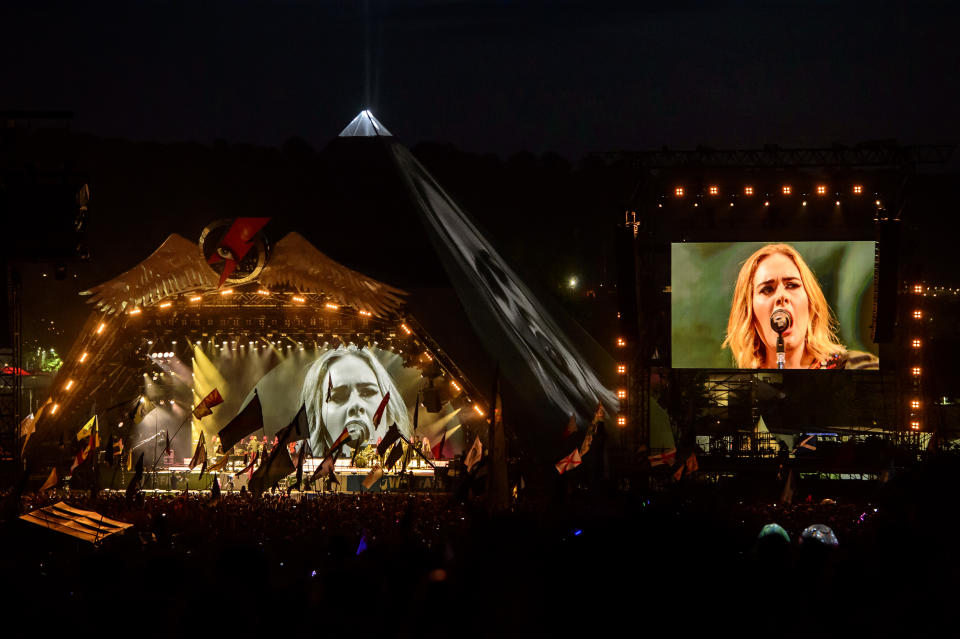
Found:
[672,184,869,198]
[45,322,107,417]
[661,184,881,209]
[909,284,926,431]
[125,289,376,317]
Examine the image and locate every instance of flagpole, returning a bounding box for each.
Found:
[393,432,437,471]
[151,410,193,473]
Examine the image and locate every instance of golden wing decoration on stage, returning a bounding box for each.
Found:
[81,234,217,313]
[259,232,406,317]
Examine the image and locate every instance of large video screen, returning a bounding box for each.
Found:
[671,241,878,370]
[132,343,466,465]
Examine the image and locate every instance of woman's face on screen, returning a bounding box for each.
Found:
[752,252,810,357]
[321,354,383,446]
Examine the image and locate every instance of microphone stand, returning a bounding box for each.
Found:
[776,335,785,370]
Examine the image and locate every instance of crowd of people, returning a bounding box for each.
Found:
[2,455,958,636]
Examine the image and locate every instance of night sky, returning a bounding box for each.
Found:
[5,0,959,356]
[5,1,959,157]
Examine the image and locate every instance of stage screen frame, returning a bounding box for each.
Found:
[671,241,878,369]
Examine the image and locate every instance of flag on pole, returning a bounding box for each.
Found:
[579,432,593,456]
[210,476,221,502]
[289,442,308,493]
[288,404,308,441]
[464,436,482,472]
[361,465,384,491]
[192,388,224,419]
[328,426,351,456]
[39,468,58,492]
[20,411,36,439]
[126,453,144,501]
[70,429,97,473]
[432,427,448,460]
[309,427,351,483]
[413,393,420,433]
[592,402,605,425]
[249,422,299,495]
[376,424,401,456]
[384,442,405,470]
[206,451,232,474]
[76,415,97,441]
[104,433,115,466]
[488,369,509,511]
[555,449,582,474]
[372,391,391,428]
[189,432,207,471]
[216,391,264,452]
[309,452,338,483]
[780,469,795,505]
[649,448,677,467]
[131,396,156,425]
[234,451,258,478]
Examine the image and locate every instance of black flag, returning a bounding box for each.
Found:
[249,422,298,496]
[126,453,144,501]
[377,423,401,457]
[217,391,264,452]
[384,442,405,471]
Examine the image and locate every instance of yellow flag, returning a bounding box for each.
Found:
[77,415,97,441]
[40,468,58,492]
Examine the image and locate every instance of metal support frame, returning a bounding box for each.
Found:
[0,267,22,473]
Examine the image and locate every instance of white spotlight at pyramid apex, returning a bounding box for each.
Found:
[339,109,393,137]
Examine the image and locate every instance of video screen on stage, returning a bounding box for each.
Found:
[671,241,879,370]
[134,343,467,467]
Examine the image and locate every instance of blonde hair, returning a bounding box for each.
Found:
[300,346,410,454]
[722,243,845,368]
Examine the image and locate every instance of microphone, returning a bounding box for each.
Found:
[770,309,793,335]
[770,309,792,369]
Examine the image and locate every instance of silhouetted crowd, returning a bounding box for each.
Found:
[3,455,959,637]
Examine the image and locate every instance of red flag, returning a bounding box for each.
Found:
[555,449,582,474]
[372,391,390,428]
[685,452,699,473]
[193,389,224,420]
[432,427,448,460]
[328,427,351,456]
[234,451,258,479]
[649,448,677,467]
[70,430,96,473]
